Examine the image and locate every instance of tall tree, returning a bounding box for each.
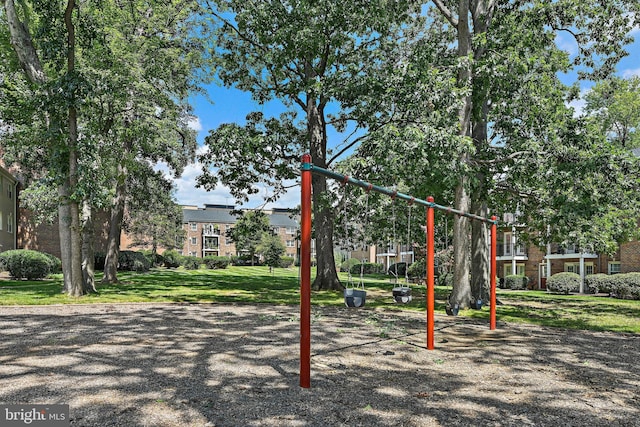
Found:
[583,76,640,148]
[198,0,422,290]
[426,0,639,307]
[3,0,87,295]
[93,0,205,284]
[228,210,272,266]
[124,171,185,259]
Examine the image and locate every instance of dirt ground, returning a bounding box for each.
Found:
[0,303,639,427]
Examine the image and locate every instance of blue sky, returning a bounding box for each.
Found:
[167,24,640,210]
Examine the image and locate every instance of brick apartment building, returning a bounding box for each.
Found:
[0,164,18,252]
[497,221,640,290]
[181,204,299,260]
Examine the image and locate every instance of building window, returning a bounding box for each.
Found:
[272,227,280,234]
[608,262,621,275]
[0,212,3,230]
[7,213,13,234]
[503,263,525,277]
[504,232,512,256]
[190,222,197,231]
[565,262,594,275]
[7,183,12,200]
[190,237,197,245]
[286,227,296,235]
[286,240,295,248]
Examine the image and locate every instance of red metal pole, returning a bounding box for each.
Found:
[300,154,312,388]
[490,216,497,330]
[426,197,435,350]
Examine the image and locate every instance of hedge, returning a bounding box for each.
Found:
[0,249,57,280]
[340,258,361,273]
[546,272,580,294]
[407,260,426,279]
[203,256,230,270]
[279,256,295,268]
[349,262,383,275]
[182,256,201,270]
[162,250,182,268]
[585,274,611,294]
[118,251,151,272]
[504,275,529,290]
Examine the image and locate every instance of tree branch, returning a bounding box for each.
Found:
[432,0,458,27]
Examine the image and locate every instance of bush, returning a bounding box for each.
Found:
[140,250,164,267]
[279,256,294,268]
[388,262,407,277]
[585,274,612,294]
[546,272,580,294]
[231,254,260,266]
[117,251,151,272]
[162,250,182,268]
[182,256,201,270]
[349,262,383,275]
[504,275,529,290]
[407,260,426,279]
[341,258,361,273]
[610,273,640,299]
[203,256,230,270]
[0,249,53,280]
[42,253,62,273]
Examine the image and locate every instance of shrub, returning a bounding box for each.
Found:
[610,273,640,299]
[585,274,612,294]
[388,262,407,277]
[349,262,383,275]
[407,260,426,279]
[279,256,294,268]
[546,272,580,294]
[118,251,150,272]
[162,250,182,268]
[41,253,62,273]
[437,272,453,288]
[203,256,230,270]
[341,258,361,273]
[505,275,529,290]
[0,249,53,280]
[182,256,201,270]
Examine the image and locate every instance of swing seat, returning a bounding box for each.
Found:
[470,299,483,310]
[392,286,412,304]
[445,303,460,316]
[344,289,366,307]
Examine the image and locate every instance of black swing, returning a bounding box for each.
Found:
[390,194,412,304]
[342,182,368,308]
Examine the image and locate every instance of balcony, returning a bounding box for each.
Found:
[496,240,528,260]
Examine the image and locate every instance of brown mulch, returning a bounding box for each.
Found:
[0,303,639,426]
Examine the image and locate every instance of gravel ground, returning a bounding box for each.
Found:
[0,303,639,427]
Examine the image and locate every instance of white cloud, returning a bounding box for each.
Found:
[188,116,203,132]
[622,68,640,78]
[555,33,579,57]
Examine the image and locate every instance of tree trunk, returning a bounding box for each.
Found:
[451,177,472,307]
[102,171,126,283]
[65,0,85,297]
[471,201,490,301]
[58,184,73,294]
[450,0,474,308]
[3,0,46,84]
[307,92,341,291]
[81,199,96,293]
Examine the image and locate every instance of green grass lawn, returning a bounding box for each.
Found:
[1,266,639,334]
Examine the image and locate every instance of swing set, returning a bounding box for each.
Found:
[299,154,498,388]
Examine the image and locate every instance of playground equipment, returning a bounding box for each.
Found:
[299,154,497,388]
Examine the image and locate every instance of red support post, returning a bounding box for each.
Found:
[426,197,435,350]
[490,216,497,330]
[300,154,312,388]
